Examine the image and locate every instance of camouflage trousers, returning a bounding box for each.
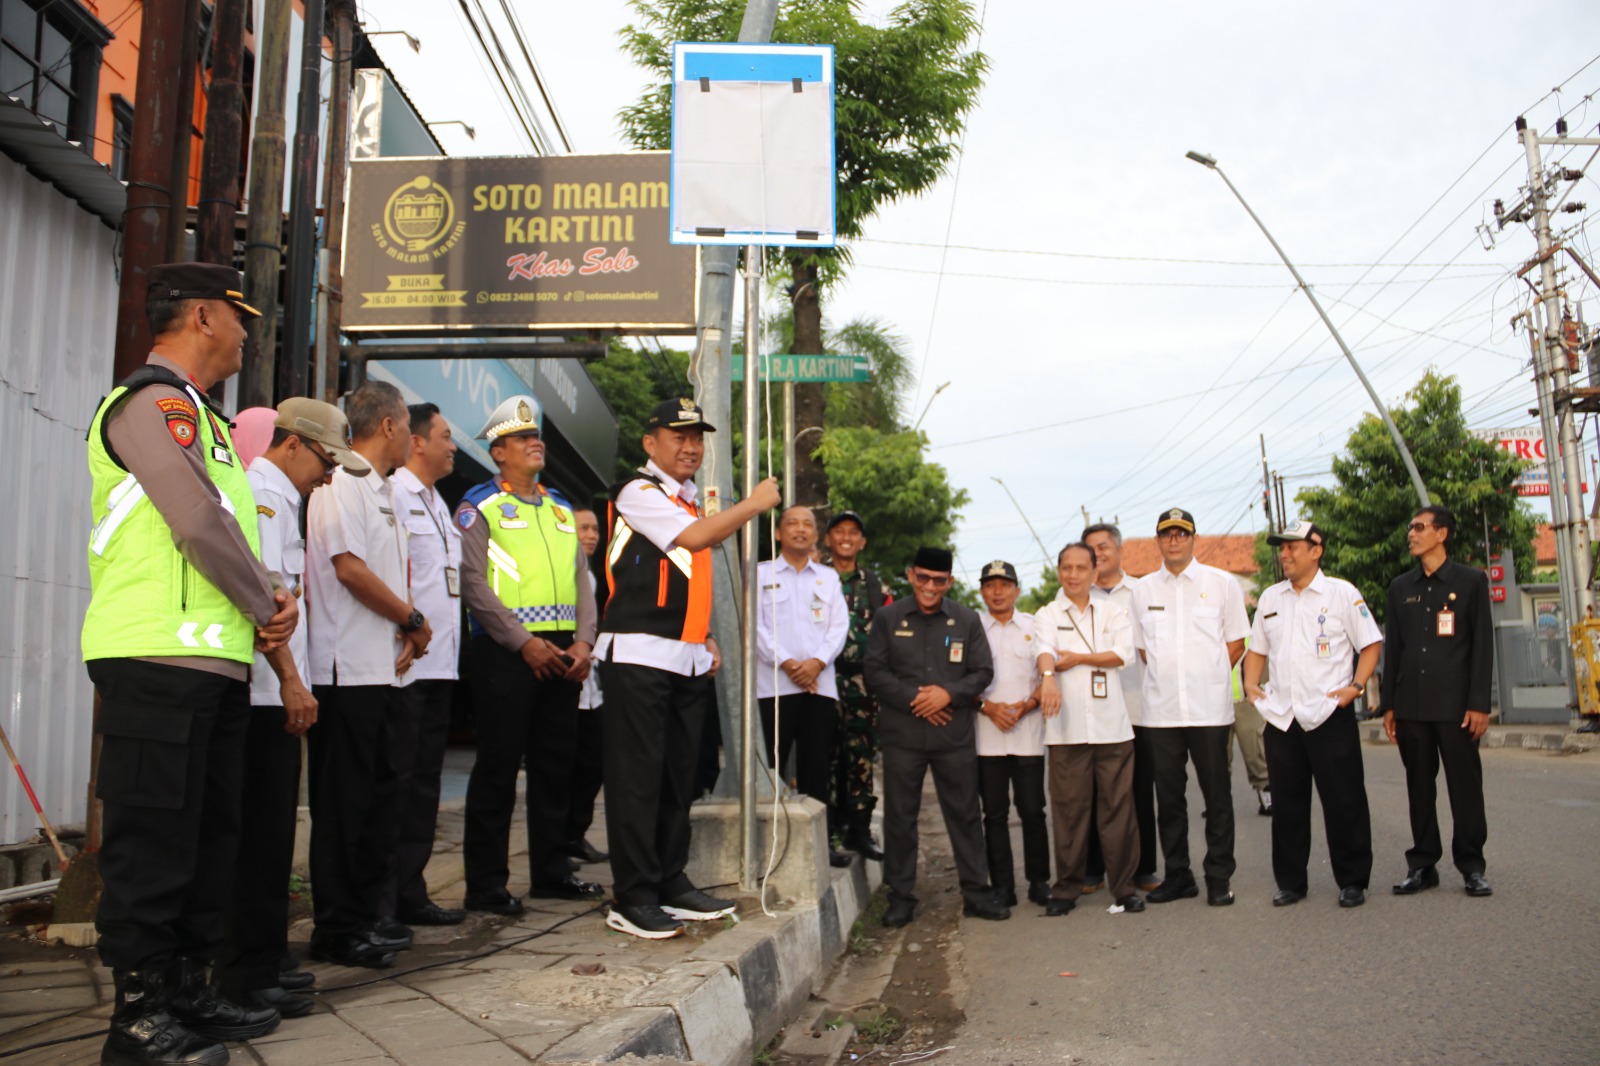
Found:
[830,669,879,826]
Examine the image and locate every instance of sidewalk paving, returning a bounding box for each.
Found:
[0,758,876,1064]
[1358,720,1599,753]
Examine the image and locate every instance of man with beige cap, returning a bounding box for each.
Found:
[220,398,367,1016]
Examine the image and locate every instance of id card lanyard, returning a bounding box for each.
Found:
[421,486,462,598]
[1074,603,1108,699]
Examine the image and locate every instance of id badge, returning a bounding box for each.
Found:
[211,444,233,466]
[1436,609,1455,637]
[811,597,826,624]
[445,565,461,598]
[949,639,965,664]
[1316,636,1331,659]
[1091,669,1108,700]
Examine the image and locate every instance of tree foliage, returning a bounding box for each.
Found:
[585,339,691,482]
[815,425,969,597]
[1295,370,1535,624]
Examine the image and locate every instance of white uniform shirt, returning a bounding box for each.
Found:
[976,610,1045,757]
[1131,560,1249,727]
[1248,569,1383,731]
[593,460,714,677]
[755,556,848,700]
[391,466,462,685]
[307,465,410,687]
[579,568,603,709]
[247,457,308,706]
[1034,591,1135,745]
[1092,573,1144,726]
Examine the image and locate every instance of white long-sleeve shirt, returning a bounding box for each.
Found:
[755,555,849,700]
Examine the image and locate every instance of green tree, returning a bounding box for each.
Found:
[585,339,691,481]
[815,425,968,598]
[618,0,987,506]
[1295,370,1535,624]
[1016,563,1060,615]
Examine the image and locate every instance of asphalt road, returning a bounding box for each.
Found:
[948,742,1600,1065]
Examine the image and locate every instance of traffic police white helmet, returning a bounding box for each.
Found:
[479,394,542,444]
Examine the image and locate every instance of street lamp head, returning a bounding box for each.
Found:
[1185,150,1218,168]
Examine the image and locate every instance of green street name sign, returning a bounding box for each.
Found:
[731,353,871,383]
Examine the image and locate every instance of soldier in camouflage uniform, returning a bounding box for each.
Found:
[825,511,888,861]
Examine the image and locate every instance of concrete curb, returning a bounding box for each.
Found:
[542,857,881,1065]
[1359,724,1597,752]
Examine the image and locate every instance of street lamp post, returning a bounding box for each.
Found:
[1185,150,1430,508]
[915,381,952,432]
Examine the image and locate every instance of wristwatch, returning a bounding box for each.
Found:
[401,609,426,632]
[1041,670,1055,677]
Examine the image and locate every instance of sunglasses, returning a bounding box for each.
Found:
[1406,522,1435,534]
[909,571,952,588]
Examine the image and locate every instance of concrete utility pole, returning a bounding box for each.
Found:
[240,0,293,407]
[1514,115,1596,644]
[1186,150,1431,508]
[112,0,192,381]
[688,0,780,887]
[318,0,357,403]
[165,0,202,261]
[195,0,246,266]
[282,0,327,400]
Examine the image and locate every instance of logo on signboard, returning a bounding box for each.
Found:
[382,176,460,254]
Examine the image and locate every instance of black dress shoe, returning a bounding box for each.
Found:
[1256,789,1273,816]
[1116,894,1146,913]
[309,933,395,969]
[962,895,1011,921]
[829,848,855,868]
[371,917,413,946]
[565,837,610,864]
[1206,880,1234,907]
[845,820,885,862]
[1392,866,1440,895]
[464,892,525,916]
[240,985,315,1019]
[1576,716,1600,734]
[1027,881,1053,907]
[278,969,316,991]
[997,886,1019,908]
[1044,897,1076,917]
[364,923,411,951]
[1464,872,1494,897]
[526,875,606,901]
[1272,889,1306,907]
[167,959,281,1041]
[398,902,467,926]
[1337,886,1366,908]
[881,896,916,928]
[1147,878,1199,904]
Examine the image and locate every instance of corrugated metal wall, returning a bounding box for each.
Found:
[0,155,118,845]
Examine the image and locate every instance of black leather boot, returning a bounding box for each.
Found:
[844,813,884,861]
[103,967,228,1065]
[166,958,280,1041]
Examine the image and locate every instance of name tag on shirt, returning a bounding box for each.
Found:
[1404,595,1422,604]
[1091,669,1108,699]
[211,445,233,466]
[811,597,826,624]
[445,565,461,598]
[1146,605,1165,611]
[500,519,528,529]
[1436,609,1455,637]
[1317,635,1331,659]
[949,639,964,663]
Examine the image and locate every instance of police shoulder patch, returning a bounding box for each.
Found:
[166,412,197,447]
[458,508,479,530]
[155,395,198,417]
[257,504,276,518]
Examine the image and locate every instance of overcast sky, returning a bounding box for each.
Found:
[360,0,1600,582]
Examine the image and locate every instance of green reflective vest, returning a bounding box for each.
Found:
[82,378,261,664]
[475,486,579,633]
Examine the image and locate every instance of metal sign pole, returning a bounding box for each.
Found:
[740,244,764,892]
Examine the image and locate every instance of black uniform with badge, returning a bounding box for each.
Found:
[863,549,999,918]
[1382,558,1493,880]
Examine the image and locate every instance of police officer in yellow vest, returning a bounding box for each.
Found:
[84,263,297,1064]
[456,395,601,914]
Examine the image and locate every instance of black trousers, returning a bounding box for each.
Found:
[1263,706,1372,892]
[308,684,397,937]
[759,693,838,806]
[565,702,605,845]
[464,634,580,895]
[1132,726,1159,878]
[383,679,454,916]
[881,743,992,904]
[89,659,248,970]
[1147,724,1236,884]
[599,659,711,906]
[1394,716,1487,876]
[218,705,301,991]
[977,754,1049,892]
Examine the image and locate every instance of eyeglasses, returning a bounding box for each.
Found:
[909,571,952,588]
[1157,529,1193,541]
[303,440,337,472]
[1406,522,1435,534]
